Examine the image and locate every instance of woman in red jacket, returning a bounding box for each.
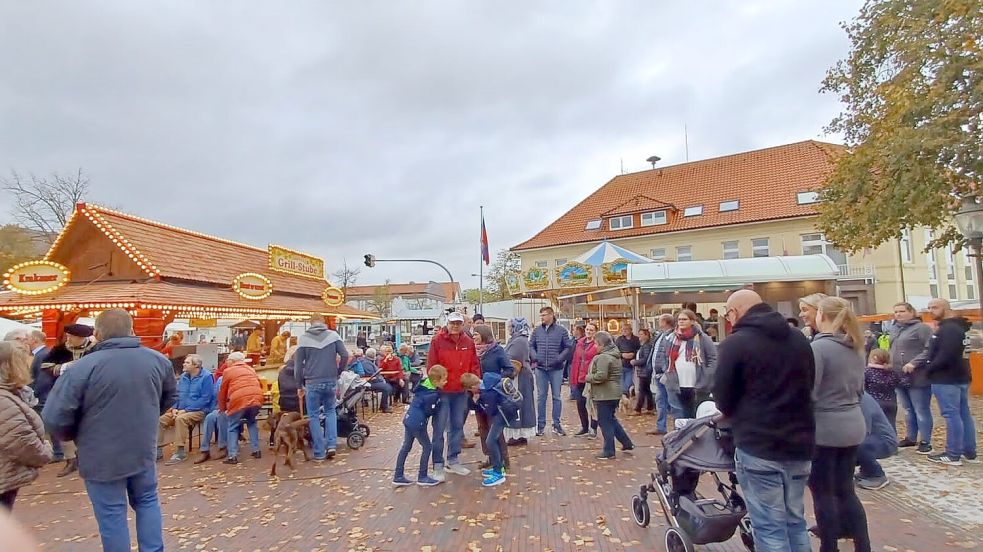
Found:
[570,323,599,438]
[378,345,407,404]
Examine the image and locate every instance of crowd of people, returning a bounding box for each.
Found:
[0,287,978,550]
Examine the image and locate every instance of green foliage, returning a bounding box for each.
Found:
[461,288,498,306]
[367,280,392,318]
[486,249,521,300]
[0,225,41,275]
[818,0,982,252]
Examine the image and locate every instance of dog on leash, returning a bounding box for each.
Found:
[270,411,313,476]
[618,395,633,415]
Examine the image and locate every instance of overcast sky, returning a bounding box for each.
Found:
[0,1,862,290]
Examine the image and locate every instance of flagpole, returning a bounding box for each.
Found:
[479,205,484,316]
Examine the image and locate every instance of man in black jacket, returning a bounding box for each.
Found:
[922,298,978,466]
[714,290,815,552]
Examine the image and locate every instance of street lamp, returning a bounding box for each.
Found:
[953,196,983,326]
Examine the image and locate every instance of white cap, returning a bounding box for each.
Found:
[447,312,465,323]
[228,352,247,363]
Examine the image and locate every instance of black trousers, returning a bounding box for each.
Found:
[809,445,871,552]
[635,375,655,412]
[0,489,17,510]
[678,388,697,419]
[571,383,598,432]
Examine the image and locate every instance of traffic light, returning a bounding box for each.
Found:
[364,254,376,268]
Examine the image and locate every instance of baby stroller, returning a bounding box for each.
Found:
[631,413,755,552]
[333,371,371,449]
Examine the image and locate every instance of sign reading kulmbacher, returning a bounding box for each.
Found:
[268,245,325,280]
[3,261,71,295]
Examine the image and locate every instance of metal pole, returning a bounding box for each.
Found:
[371,259,456,301]
[973,238,983,329]
[479,205,484,316]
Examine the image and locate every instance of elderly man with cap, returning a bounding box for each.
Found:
[157,354,213,464]
[40,323,95,477]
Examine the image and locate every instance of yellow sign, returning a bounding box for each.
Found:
[189,318,218,328]
[322,286,346,307]
[233,273,273,300]
[3,260,71,295]
[268,245,325,280]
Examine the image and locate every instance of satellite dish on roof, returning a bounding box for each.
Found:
[646,155,661,169]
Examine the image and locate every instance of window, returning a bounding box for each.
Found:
[676,246,693,262]
[930,283,939,298]
[801,233,847,265]
[683,205,703,217]
[585,219,602,230]
[899,229,913,263]
[555,258,567,267]
[964,249,975,300]
[751,238,770,258]
[926,230,938,281]
[949,283,959,299]
[722,240,740,260]
[796,191,819,204]
[535,261,548,268]
[719,200,739,212]
[609,215,633,230]
[640,210,667,226]
[945,245,956,280]
[650,248,666,262]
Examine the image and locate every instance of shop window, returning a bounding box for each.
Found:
[752,238,769,258]
[722,241,740,260]
[609,215,633,230]
[676,245,693,262]
[640,211,667,226]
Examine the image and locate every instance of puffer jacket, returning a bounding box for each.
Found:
[530,322,572,371]
[0,387,54,494]
[585,345,623,401]
[218,361,264,414]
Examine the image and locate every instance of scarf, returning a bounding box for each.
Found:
[476,340,497,359]
[668,326,699,366]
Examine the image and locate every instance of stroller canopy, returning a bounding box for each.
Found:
[659,416,736,473]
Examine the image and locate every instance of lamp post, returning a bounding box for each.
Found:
[953,196,983,326]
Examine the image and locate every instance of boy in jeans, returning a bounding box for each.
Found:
[393,365,448,487]
[464,372,509,487]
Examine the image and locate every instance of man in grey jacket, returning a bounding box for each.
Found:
[295,316,350,460]
[43,309,176,552]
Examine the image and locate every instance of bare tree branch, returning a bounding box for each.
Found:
[2,168,89,238]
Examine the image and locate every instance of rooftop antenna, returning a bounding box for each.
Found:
[685,124,690,161]
[646,155,661,169]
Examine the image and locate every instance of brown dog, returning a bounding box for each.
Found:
[270,411,313,476]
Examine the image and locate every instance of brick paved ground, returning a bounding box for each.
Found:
[11,390,983,551]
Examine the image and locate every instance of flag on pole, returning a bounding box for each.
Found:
[481,214,490,265]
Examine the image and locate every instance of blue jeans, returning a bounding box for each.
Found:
[200,410,228,451]
[654,377,669,433]
[932,383,978,458]
[84,466,163,552]
[395,425,432,480]
[486,416,508,470]
[305,382,338,458]
[897,386,933,442]
[595,399,633,456]
[621,367,634,397]
[535,368,564,430]
[666,385,686,419]
[431,391,468,466]
[227,405,260,459]
[734,448,811,552]
[857,436,895,479]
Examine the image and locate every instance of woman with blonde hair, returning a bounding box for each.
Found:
[799,292,828,340]
[0,341,54,509]
[809,296,870,551]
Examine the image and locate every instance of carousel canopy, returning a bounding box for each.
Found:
[572,241,652,266]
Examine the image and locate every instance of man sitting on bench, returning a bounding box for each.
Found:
[158,354,213,464]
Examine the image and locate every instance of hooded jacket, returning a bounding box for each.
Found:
[888,318,933,388]
[811,333,867,448]
[295,324,350,388]
[0,386,53,495]
[42,337,176,482]
[585,344,623,401]
[713,303,815,462]
[924,317,972,385]
[426,327,481,393]
[403,378,441,430]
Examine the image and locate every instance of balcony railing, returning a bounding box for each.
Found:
[837,264,875,280]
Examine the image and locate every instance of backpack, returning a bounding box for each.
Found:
[495,377,523,427]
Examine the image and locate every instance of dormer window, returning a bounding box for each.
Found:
[797,191,819,205]
[585,219,602,230]
[683,205,703,217]
[640,210,667,227]
[719,200,739,212]
[609,215,633,230]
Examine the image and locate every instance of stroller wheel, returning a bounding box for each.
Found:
[630,495,650,527]
[358,423,371,438]
[664,527,694,552]
[347,432,365,450]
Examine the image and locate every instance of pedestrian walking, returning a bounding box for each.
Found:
[43,309,176,552]
[586,331,634,460]
[889,302,934,452]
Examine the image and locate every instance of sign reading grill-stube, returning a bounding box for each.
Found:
[268,245,326,280]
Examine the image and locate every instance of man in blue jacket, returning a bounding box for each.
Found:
[158,354,213,464]
[530,306,572,436]
[43,309,176,552]
[296,316,350,461]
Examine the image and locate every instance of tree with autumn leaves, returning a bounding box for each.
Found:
[818,0,982,252]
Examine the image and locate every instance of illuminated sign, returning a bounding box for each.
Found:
[322,286,345,307]
[268,245,325,280]
[3,261,71,295]
[233,273,273,300]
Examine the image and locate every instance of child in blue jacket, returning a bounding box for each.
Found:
[466,371,515,487]
[393,365,448,487]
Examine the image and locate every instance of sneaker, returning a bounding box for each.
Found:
[595,453,615,460]
[622,444,635,452]
[916,442,933,455]
[392,475,413,487]
[898,438,918,448]
[573,429,589,437]
[857,476,889,490]
[482,470,506,487]
[446,463,471,476]
[416,476,442,487]
[326,449,336,459]
[927,452,962,466]
[222,456,239,465]
[553,425,566,437]
[536,428,545,437]
[433,464,446,482]
[964,453,982,464]
[482,468,506,478]
[251,451,262,459]
[645,429,667,436]
[587,428,598,440]
[164,453,187,466]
